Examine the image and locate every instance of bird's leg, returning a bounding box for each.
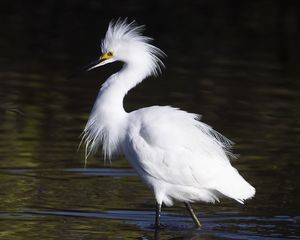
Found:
[154,227,160,240]
[155,202,162,229]
[184,202,201,228]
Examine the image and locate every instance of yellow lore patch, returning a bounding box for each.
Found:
[100,52,113,60]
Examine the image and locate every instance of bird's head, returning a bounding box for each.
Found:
[85,19,165,76]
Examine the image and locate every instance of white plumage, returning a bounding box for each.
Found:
[82,19,255,227]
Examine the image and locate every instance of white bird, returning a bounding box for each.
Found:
[81,19,255,228]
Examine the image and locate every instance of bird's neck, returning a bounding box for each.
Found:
[83,62,148,159]
[92,61,147,128]
[97,62,148,114]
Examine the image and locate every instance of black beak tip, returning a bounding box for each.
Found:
[68,59,101,79]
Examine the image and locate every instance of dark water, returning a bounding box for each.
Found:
[0,1,299,239]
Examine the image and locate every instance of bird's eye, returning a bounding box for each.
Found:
[107,51,113,57]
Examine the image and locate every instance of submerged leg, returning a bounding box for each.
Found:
[155,202,162,229]
[184,202,201,228]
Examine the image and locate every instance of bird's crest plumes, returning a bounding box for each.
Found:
[101,19,165,76]
[101,19,148,52]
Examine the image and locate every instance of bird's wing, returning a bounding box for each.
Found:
[125,106,234,188]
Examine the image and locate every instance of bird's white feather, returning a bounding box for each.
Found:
[101,19,165,77]
[124,106,255,205]
[82,19,255,206]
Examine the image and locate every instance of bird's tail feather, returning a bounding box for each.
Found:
[214,167,255,203]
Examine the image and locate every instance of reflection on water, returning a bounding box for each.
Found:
[0,168,299,239]
[0,1,300,239]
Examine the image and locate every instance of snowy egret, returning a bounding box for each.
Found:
[81,19,255,228]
